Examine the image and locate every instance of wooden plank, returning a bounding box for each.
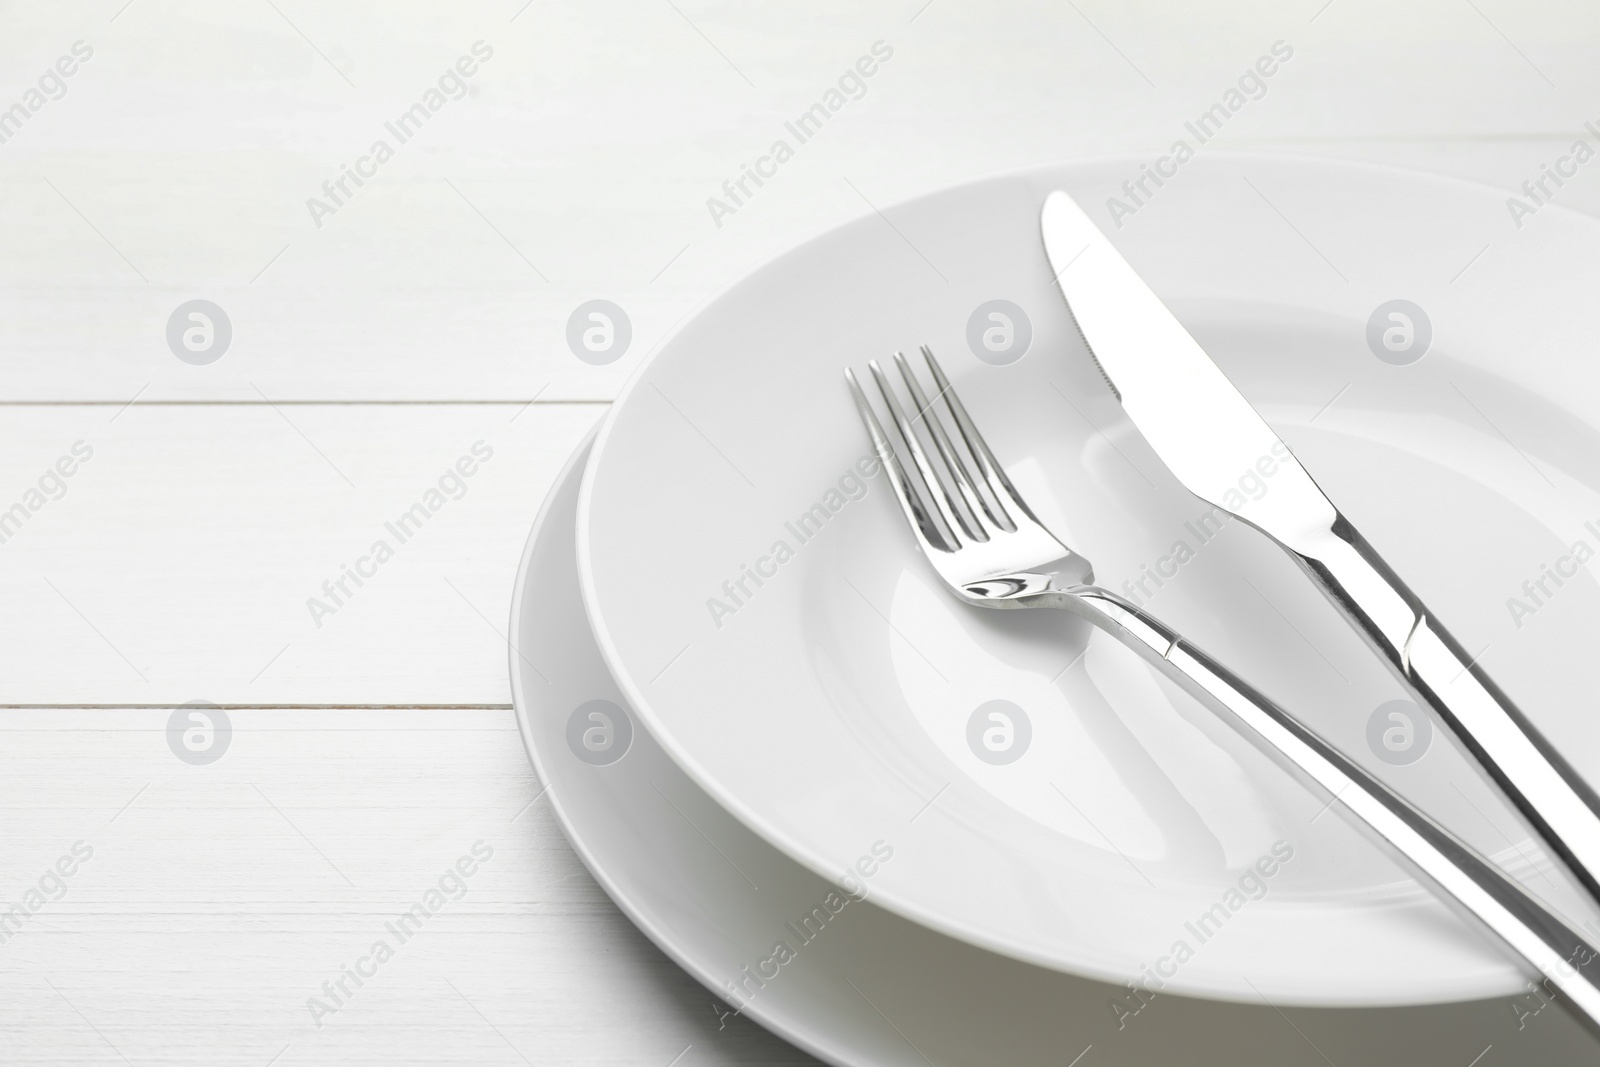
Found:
[0,402,603,706]
[0,0,1597,400]
[0,706,817,1065]
[3,138,1596,405]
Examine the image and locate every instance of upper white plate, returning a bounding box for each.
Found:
[514,429,1598,1065]
[578,156,1600,1004]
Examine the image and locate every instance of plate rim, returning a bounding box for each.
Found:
[509,420,883,1067]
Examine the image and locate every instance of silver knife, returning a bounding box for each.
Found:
[1041,188,1600,909]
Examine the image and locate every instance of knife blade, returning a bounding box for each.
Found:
[1039,190,1349,553]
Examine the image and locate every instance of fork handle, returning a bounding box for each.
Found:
[1056,584,1600,1031]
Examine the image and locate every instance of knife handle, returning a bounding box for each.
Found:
[1058,585,1600,1031]
[1293,520,1600,909]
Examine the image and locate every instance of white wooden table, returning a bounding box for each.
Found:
[3,1,1598,1062]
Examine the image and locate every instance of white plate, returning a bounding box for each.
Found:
[578,155,1600,1004]
[512,429,1597,1065]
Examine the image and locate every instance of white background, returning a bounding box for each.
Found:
[3,0,1600,1062]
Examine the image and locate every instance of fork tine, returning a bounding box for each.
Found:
[920,345,1034,530]
[844,367,953,552]
[891,350,1004,536]
[868,359,980,545]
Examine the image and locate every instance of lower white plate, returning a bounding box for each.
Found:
[509,426,1597,1066]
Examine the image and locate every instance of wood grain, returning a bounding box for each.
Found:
[0,403,602,706]
[0,707,819,1066]
[1,1,1597,401]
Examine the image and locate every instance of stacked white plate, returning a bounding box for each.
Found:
[511,156,1600,1064]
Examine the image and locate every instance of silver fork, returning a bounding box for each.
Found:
[847,345,1600,1029]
